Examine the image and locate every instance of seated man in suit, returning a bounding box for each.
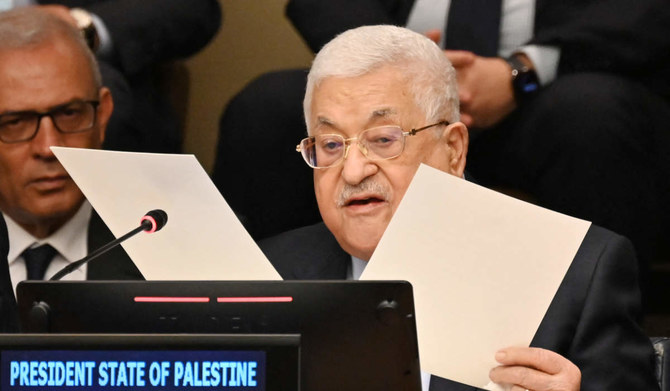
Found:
[0,8,142,321]
[217,0,670,318]
[259,25,658,391]
[1,0,222,153]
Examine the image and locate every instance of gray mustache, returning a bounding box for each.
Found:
[337,179,390,207]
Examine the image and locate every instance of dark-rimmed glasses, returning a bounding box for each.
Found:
[0,100,100,144]
[296,120,450,169]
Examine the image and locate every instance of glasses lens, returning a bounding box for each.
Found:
[0,113,38,143]
[361,126,404,160]
[300,137,318,167]
[52,101,96,133]
[300,134,347,168]
[314,134,346,168]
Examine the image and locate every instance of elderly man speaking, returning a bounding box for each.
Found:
[259,25,658,391]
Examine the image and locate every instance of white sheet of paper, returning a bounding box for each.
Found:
[362,164,590,388]
[52,147,281,280]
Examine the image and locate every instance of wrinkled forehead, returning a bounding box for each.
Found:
[312,107,401,133]
[0,41,98,112]
[308,69,422,135]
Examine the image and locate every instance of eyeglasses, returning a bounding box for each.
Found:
[296,120,450,169]
[0,100,100,143]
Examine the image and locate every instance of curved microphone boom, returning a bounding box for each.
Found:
[50,209,168,281]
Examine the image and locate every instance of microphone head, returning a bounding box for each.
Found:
[140,209,168,233]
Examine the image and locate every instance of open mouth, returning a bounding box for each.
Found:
[346,196,385,206]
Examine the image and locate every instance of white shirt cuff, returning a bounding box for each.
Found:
[516,45,560,86]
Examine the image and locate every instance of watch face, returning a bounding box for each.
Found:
[507,54,540,100]
[518,72,540,94]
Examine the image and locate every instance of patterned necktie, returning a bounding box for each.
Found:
[23,244,58,280]
[445,0,503,57]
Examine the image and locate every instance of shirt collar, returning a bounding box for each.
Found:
[5,201,92,266]
[348,255,368,280]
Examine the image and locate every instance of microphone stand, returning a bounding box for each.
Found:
[50,220,151,281]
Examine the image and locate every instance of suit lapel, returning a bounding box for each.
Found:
[530,225,597,350]
[0,214,18,332]
[259,222,349,280]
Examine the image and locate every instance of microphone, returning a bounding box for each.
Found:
[50,209,168,281]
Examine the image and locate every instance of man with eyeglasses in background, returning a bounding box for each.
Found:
[0,8,142,332]
[0,0,221,154]
[259,25,658,391]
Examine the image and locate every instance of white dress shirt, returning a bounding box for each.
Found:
[406,0,559,85]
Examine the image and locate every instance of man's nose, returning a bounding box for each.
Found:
[340,141,378,185]
[31,116,64,156]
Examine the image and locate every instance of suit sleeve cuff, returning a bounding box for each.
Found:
[516,45,560,86]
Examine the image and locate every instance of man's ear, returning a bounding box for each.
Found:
[96,87,113,145]
[443,121,468,177]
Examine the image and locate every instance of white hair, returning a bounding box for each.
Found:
[0,7,102,88]
[304,25,459,134]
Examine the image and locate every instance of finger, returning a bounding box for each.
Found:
[458,89,472,104]
[37,5,78,26]
[424,29,441,44]
[445,50,476,66]
[459,113,474,127]
[491,363,581,391]
[489,364,552,391]
[496,347,565,375]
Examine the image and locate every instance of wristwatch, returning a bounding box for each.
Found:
[505,53,540,104]
[69,8,100,52]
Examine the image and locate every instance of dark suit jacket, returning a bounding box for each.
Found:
[286,0,670,100]
[0,214,17,333]
[36,0,222,153]
[0,211,143,333]
[38,0,221,77]
[260,222,659,390]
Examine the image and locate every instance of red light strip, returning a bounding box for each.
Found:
[134,297,210,303]
[217,296,293,303]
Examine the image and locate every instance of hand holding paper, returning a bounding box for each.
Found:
[488,346,581,391]
[362,164,589,388]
